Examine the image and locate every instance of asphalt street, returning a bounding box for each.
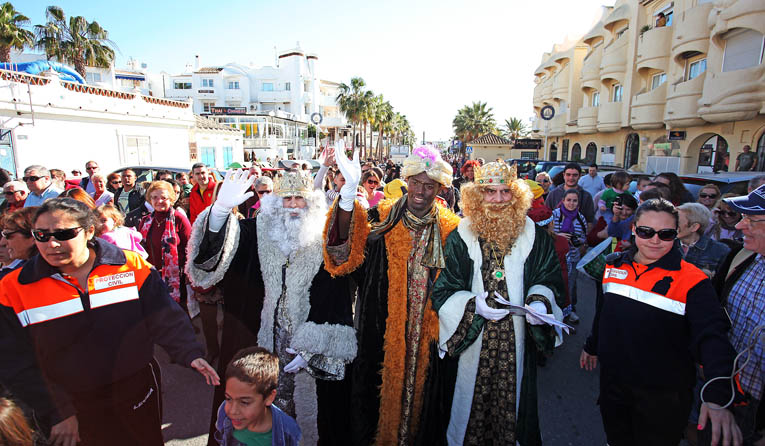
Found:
[158,275,609,445]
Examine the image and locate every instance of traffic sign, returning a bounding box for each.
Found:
[540,105,555,121]
[466,146,473,153]
[310,113,323,125]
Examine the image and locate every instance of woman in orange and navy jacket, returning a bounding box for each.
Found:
[580,198,742,446]
[0,198,219,446]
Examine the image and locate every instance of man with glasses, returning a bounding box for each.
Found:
[22,165,61,207]
[712,184,765,444]
[79,161,100,194]
[535,172,552,200]
[114,169,145,214]
[0,181,28,215]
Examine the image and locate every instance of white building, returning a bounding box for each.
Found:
[0,68,243,178]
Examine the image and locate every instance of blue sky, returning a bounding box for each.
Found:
[19,0,610,141]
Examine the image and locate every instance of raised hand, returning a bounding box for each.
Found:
[215,169,256,211]
[335,139,362,211]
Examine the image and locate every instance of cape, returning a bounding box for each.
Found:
[323,198,460,445]
[187,208,355,446]
[431,217,566,446]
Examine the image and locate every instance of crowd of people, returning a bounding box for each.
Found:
[0,149,762,446]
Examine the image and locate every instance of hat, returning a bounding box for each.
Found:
[273,170,312,198]
[723,184,765,215]
[474,161,517,186]
[384,178,407,200]
[524,179,544,200]
[401,145,453,186]
[527,199,553,226]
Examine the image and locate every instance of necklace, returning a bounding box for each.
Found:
[490,243,505,280]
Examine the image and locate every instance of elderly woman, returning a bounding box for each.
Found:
[89,173,113,207]
[707,193,744,243]
[0,207,38,278]
[677,203,730,277]
[0,198,218,446]
[138,181,192,305]
[581,198,741,446]
[249,176,273,218]
[106,173,122,194]
[535,171,552,200]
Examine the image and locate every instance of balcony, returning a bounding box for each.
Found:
[552,64,570,99]
[630,83,667,130]
[196,89,216,99]
[577,106,599,134]
[581,47,603,90]
[600,36,629,82]
[672,2,713,58]
[597,101,623,132]
[636,26,672,72]
[698,66,764,123]
[258,90,291,103]
[533,84,543,108]
[225,89,242,102]
[549,114,567,136]
[541,78,553,101]
[664,73,706,128]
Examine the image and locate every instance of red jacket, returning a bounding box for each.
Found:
[189,179,216,224]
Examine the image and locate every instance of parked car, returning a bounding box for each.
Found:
[505,159,544,179]
[679,172,761,199]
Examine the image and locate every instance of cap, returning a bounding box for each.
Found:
[723,184,765,215]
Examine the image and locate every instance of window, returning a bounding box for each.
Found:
[227,81,240,90]
[202,79,214,88]
[174,81,192,90]
[651,72,667,90]
[285,82,291,91]
[721,28,765,72]
[612,84,623,102]
[86,72,102,83]
[202,101,215,113]
[592,91,600,107]
[688,58,707,80]
[223,146,233,167]
[201,147,216,168]
[655,4,673,27]
[262,83,274,91]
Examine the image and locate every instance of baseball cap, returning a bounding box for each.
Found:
[723,184,765,215]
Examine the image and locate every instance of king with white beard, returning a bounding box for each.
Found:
[187,169,356,446]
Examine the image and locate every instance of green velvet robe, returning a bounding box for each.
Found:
[431,217,566,446]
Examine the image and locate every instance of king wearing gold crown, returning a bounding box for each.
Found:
[432,160,566,445]
[187,169,357,445]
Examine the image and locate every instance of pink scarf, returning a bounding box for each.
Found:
[139,212,181,302]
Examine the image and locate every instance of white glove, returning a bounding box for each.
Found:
[283,348,307,373]
[209,170,256,232]
[334,140,362,211]
[525,301,548,326]
[475,291,510,321]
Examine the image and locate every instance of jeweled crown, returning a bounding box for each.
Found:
[474,161,517,185]
[274,170,313,197]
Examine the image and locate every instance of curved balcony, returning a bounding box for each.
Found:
[549,114,567,136]
[630,83,667,130]
[541,78,553,102]
[552,64,571,99]
[600,35,629,82]
[664,73,706,128]
[577,106,599,134]
[533,83,543,108]
[636,26,672,73]
[671,2,713,58]
[597,101,623,132]
[698,66,764,123]
[581,46,603,90]
[531,117,541,133]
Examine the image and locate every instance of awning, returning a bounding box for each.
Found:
[115,74,145,81]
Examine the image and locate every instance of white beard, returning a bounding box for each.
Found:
[260,192,327,257]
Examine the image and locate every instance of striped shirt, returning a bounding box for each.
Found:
[726,254,765,399]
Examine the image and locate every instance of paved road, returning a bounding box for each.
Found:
[159,276,609,445]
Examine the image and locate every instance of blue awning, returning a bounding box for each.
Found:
[115,74,145,81]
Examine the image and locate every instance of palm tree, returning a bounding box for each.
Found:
[358,90,374,159]
[374,96,393,159]
[336,77,370,153]
[0,2,35,63]
[34,6,116,78]
[502,117,529,141]
[452,101,496,152]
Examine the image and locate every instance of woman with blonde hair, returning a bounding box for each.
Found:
[696,183,721,210]
[0,397,36,446]
[89,173,113,207]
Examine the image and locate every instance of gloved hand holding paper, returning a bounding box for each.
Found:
[492,292,573,334]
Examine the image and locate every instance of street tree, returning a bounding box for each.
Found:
[502,117,529,141]
[0,2,34,63]
[453,101,496,152]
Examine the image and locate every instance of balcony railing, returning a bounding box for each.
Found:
[636,26,672,72]
[664,73,706,128]
[600,36,629,81]
[549,114,567,136]
[630,82,667,130]
[577,106,598,134]
[597,101,623,132]
[552,64,570,99]
[672,2,714,58]
[580,47,603,90]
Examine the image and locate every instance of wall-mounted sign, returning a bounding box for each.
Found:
[514,138,543,149]
[668,130,686,141]
[210,107,247,115]
[310,113,323,125]
[540,105,555,121]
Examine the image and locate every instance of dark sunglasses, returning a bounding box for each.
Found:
[3,190,19,195]
[539,179,550,183]
[717,210,739,217]
[22,175,43,182]
[1,230,25,239]
[366,179,379,185]
[698,193,718,199]
[634,226,677,241]
[110,181,122,185]
[257,190,272,195]
[31,227,83,243]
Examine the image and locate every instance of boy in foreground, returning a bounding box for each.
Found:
[215,347,301,446]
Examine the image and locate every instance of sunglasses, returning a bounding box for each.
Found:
[1,230,24,239]
[31,227,83,243]
[110,181,122,185]
[257,190,272,195]
[366,179,380,185]
[717,210,739,217]
[539,179,550,183]
[3,190,19,195]
[86,166,98,170]
[22,175,43,182]
[698,193,718,199]
[634,226,678,241]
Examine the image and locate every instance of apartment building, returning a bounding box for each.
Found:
[531,0,765,174]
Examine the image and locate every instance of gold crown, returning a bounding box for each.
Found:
[274,170,313,197]
[474,161,517,185]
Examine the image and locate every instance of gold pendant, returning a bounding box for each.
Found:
[493,269,504,280]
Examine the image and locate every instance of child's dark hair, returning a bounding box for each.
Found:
[225,347,279,397]
[611,171,632,189]
[0,397,35,446]
[635,198,678,228]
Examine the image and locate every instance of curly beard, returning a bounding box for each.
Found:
[459,180,533,254]
[259,191,327,256]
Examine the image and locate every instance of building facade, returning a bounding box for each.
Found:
[531,0,765,174]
